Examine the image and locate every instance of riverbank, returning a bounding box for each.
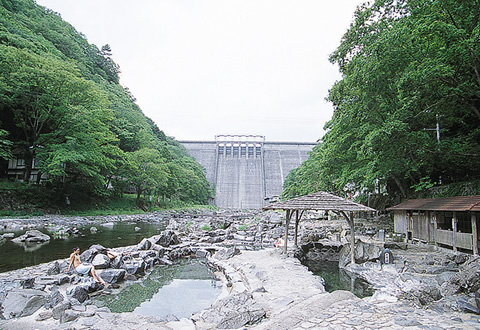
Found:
[1,247,479,329]
[0,211,480,329]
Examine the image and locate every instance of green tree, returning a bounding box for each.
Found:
[123,148,169,200]
[284,0,480,201]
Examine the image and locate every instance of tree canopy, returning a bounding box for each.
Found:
[283,0,480,203]
[0,0,212,207]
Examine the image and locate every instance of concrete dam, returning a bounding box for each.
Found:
[180,135,316,209]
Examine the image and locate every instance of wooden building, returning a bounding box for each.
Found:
[387,195,480,255]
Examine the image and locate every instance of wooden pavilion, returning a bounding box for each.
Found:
[264,191,376,264]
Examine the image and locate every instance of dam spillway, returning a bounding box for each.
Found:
[180,135,316,209]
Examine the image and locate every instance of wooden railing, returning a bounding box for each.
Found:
[436,229,473,250]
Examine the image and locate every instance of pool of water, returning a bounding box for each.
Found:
[0,221,165,273]
[303,260,374,298]
[96,258,222,319]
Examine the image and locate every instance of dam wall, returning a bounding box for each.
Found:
[180,135,315,209]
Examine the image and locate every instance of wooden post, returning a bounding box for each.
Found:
[341,211,356,265]
[472,213,478,255]
[284,210,291,254]
[349,212,355,265]
[452,212,457,252]
[294,210,301,247]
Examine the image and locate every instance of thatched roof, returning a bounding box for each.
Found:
[264,191,376,213]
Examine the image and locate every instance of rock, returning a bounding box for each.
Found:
[454,253,469,265]
[66,285,89,303]
[62,309,80,323]
[2,289,48,319]
[138,238,152,250]
[476,289,480,310]
[47,261,60,275]
[11,230,50,244]
[100,269,126,284]
[384,242,408,250]
[196,249,211,258]
[100,222,114,228]
[213,247,241,261]
[52,301,71,320]
[92,254,110,269]
[404,284,443,306]
[46,289,64,308]
[155,230,181,247]
[339,240,383,268]
[195,291,265,329]
[90,227,98,233]
[135,226,141,232]
[36,310,53,321]
[443,256,480,296]
[123,259,146,275]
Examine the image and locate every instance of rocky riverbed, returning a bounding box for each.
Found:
[0,210,479,329]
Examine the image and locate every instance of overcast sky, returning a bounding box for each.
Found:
[36,0,364,142]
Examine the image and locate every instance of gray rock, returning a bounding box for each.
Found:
[196,291,265,329]
[100,269,126,283]
[52,301,71,320]
[66,285,89,303]
[92,254,110,269]
[123,259,146,275]
[213,247,241,261]
[62,309,80,323]
[11,230,50,244]
[138,238,152,250]
[155,230,181,247]
[46,289,64,308]
[47,261,60,275]
[36,310,53,321]
[443,256,480,296]
[476,289,480,310]
[2,289,48,319]
[339,240,382,267]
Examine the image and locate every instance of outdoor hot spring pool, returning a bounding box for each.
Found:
[94,258,222,319]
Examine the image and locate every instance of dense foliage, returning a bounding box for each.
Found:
[0,0,212,208]
[283,0,480,204]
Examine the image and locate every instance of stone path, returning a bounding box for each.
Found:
[223,249,480,330]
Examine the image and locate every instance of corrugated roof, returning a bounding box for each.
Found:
[264,191,376,212]
[386,195,480,212]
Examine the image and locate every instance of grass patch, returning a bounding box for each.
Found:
[201,224,212,231]
[238,224,249,231]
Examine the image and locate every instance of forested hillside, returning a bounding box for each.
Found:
[283,0,480,205]
[0,0,212,208]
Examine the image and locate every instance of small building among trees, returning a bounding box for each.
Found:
[387,196,480,255]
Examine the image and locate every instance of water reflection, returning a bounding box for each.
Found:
[96,259,221,319]
[0,221,165,273]
[303,260,374,298]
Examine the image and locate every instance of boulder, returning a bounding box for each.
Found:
[47,261,60,275]
[442,256,480,296]
[123,259,146,275]
[92,254,110,269]
[339,240,383,268]
[62,309,80,323]
[137,238,152,250]
[213,247,241,261]
[155,230,181,247]
[100,269,126,284]
[52,301,71,320]
[46,289,64,308]
[195,291,265,329]
[11,230,50,244]
[476,289,480,310]
[2,289,48,319]
[66,285,89,303]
